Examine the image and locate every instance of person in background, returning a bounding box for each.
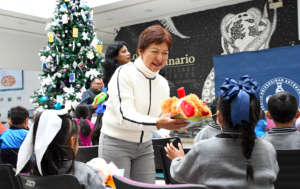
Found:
[102,41,131,90]
[0,106,31,172]
[296,117,300,131]
[99,25,188,184]
[159,67,176,97]
[0,113,8,134]
[254,110,267,138]
[262,91,300,150]
[16,110,106,189]
[74,103,94,146]
[81,77,103,117]
[165,76,279,188]
[194,98,221,143]
[91,113,104,145]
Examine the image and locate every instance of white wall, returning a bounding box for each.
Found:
[0,70,42,128]
[0,31,46,71]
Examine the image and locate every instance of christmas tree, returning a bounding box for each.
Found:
[31,0,105,110]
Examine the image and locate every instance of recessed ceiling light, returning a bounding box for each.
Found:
[106,18,113,21]
[145,9,153,12]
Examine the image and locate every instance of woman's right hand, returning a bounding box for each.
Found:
[156,113,189,130]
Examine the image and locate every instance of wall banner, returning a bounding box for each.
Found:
[214,45,300,112]
[0,69,25,94]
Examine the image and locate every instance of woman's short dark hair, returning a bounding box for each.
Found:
[75,103,91,137]
[31,112,79,175]
[137,25,173,54]
[103,41,127,88]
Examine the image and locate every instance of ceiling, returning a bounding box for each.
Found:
[0,0,251,48]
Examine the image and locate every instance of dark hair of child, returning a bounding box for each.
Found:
[10,106,29,125]
[268,91,298,123]
[75,103,91,137]
[210,98,218,123]
[91,113,104,145]
[259,110,265,120]
[31,113,79,175]
[218,95,260,180]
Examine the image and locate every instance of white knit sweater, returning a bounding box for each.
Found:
[101,57,170,143]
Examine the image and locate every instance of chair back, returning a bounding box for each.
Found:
[273,150,300,189]
[0,164,22,189]
[152,137,181,170]
[159,146,183,184]
[113,175,208,189]
[75,145,98,163]
[18,174,82,189]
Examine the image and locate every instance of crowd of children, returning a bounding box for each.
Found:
[0,74,300,188]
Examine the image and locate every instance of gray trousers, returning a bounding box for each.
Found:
[98,133,156,184]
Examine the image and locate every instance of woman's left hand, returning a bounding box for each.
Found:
[165,142,185,160]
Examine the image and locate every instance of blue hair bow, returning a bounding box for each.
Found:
[95,102,106,114]
[219,75,259,127]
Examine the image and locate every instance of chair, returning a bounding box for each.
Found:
[18,174,82,189]
[0,164,22,189]
[159,146,183,184]
[75,145,98,163]
[152,137,181,170]
[113,175,208,189]
[273,150,300,189]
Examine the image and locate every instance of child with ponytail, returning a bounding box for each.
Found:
[166,75,279,188]
[74,103,94,146]
[15,110,106,189]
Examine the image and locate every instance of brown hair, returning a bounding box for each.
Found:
[137,25,173,54]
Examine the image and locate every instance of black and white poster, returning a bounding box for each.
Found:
[115,0,300,138]
[116,0,299,101]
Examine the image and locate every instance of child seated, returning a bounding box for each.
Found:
[0,106,31,172]
[262,91,300,150]
[16,110,106,189]
[74,103,94,146]
[194,98,221,143]
[254,110,267,138]
[165,76,279,188]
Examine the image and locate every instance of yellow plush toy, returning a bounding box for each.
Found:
[161,87,211,118]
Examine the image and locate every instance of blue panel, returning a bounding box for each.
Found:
[213,45,300,111]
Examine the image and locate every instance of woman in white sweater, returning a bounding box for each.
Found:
[99,25,188,184]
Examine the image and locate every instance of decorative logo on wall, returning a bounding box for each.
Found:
[202,4,278,103]
[259,77,300,111]
[0,69,24,94]
[1,74,16,87]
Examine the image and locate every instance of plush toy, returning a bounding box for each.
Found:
[86,158,111,185]
[93,92,107,104]
[161,87,211,118]
[86,158,121,189]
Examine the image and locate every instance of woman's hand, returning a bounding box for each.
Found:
[165,142,185,160]
[156,113,189,130]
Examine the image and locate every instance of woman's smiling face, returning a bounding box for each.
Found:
[138,42,169,72]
